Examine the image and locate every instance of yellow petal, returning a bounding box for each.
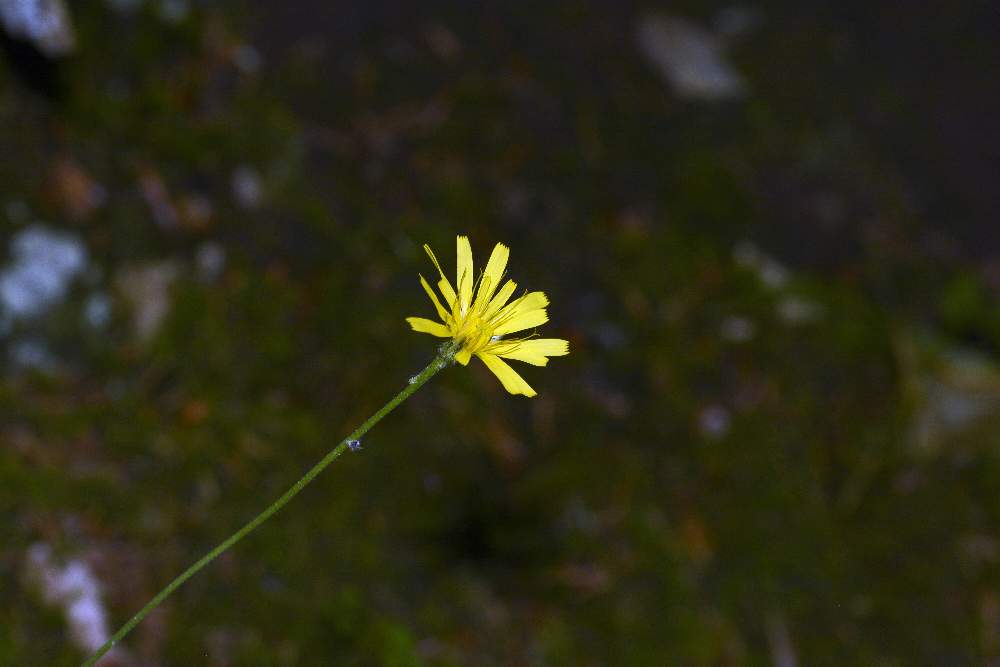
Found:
[482,279,517,320]
[473,242,509,311]
[496,291,549,320]
[406,317,451,337]
[489,338,569,366]
[419,274,450,322]
[478,353,537,397]
[438,279,457,310]
[424,244,457,307]
[493,308,548,336]
[455,348,472,365]
[492,292,550,335]
[456,236,473,313]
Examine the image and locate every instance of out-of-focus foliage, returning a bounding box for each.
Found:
[2,2,999,666]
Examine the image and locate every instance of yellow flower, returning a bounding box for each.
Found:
[407,236,569,397]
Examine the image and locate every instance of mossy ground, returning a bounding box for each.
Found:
[2,2,999,665]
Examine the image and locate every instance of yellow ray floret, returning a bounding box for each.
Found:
[407,236,569,397]
[456,235,474,314]
[474,242,509,310]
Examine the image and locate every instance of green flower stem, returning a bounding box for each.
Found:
[81,344,457,667]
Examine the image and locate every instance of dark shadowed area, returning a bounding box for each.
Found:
[2,1,999,665]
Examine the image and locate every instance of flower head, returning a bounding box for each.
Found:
[407,236,569,397]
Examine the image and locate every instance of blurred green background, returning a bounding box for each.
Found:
[2,1,999,665]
